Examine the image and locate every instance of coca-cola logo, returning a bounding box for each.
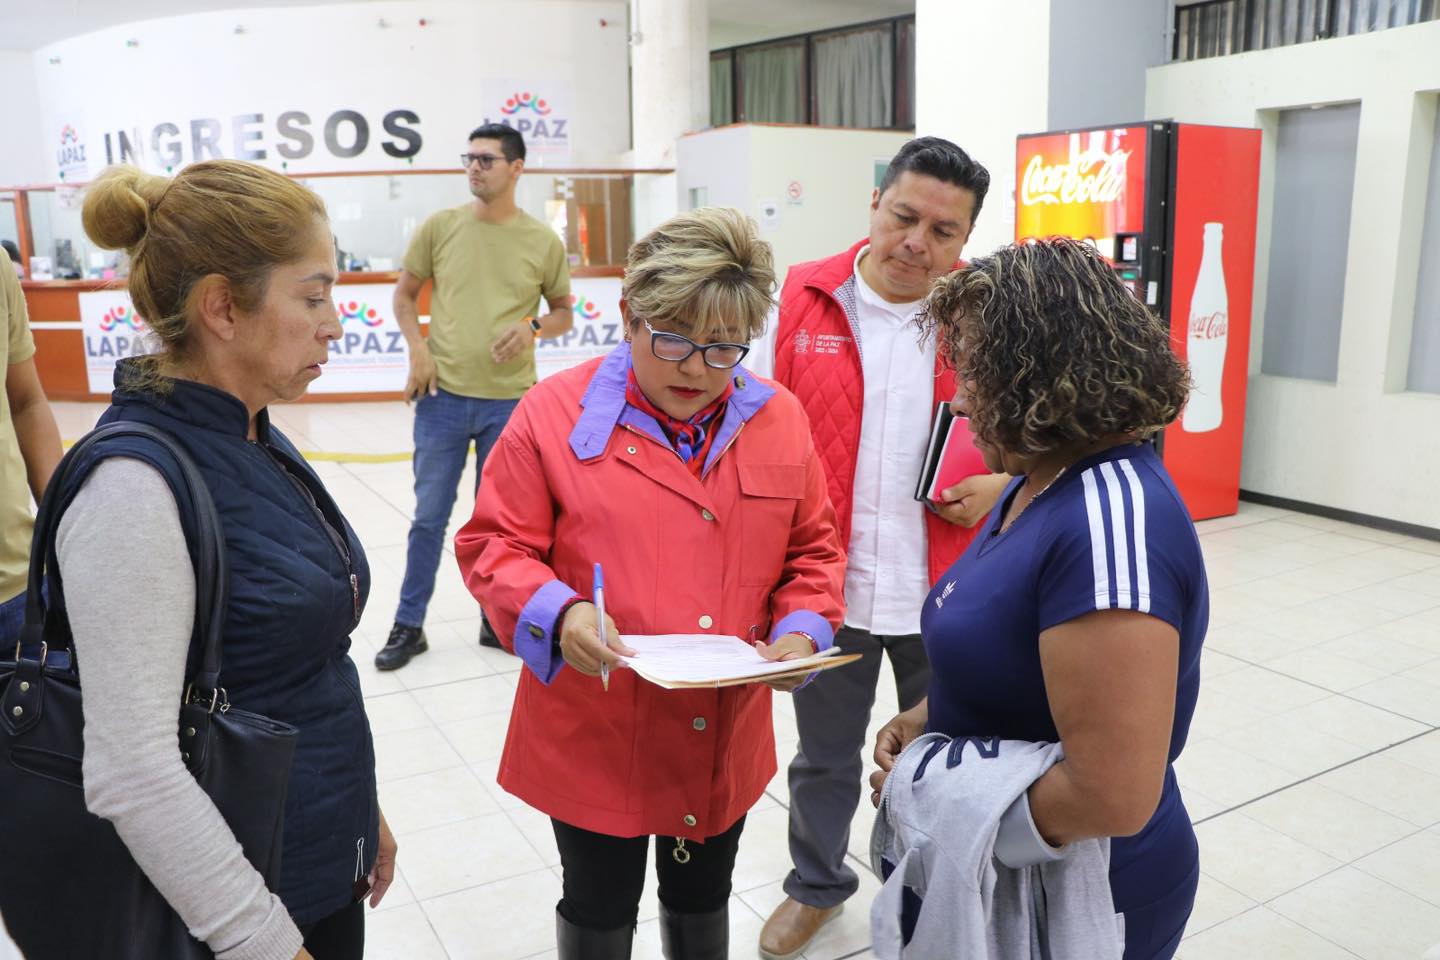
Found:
[1020,150,1130,206]
[1189,311,1228,340]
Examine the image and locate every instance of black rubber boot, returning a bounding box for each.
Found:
[555,908,633,960]
[659,903,728,960]
[374,623,427,671]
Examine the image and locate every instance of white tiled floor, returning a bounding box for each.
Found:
[50,400,1440,959]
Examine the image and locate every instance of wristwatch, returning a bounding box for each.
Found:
[528,316,543,338]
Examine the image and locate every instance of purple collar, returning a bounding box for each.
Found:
[569,343,775,473]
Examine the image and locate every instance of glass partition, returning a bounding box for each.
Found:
[26,187,122,280]
[13,169,671,280]
[0,194,21,275]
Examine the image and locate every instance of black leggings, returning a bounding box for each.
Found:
[552,816,747,931]
[300,899,365,960]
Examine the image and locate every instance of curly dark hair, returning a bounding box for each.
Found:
[920,237,1191,457]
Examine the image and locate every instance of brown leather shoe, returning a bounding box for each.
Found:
[759,897,844,960]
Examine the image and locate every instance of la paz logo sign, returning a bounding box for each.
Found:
[483,82,571,160]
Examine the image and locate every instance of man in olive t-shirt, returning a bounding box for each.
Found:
[0,264,62,646]
[376,124,573,670]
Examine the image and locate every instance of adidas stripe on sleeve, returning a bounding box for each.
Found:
[1040,457,1189,632]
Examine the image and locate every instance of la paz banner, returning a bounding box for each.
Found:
[78,285,411,395]
[315,284,411,394]
[78,278,622,396]
[537,278,623,381]
[79,290,159,394]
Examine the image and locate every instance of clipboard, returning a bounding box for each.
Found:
[637,652,864,690]
[615,634,864,690]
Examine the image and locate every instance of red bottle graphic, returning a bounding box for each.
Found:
[1183,223,1228,433]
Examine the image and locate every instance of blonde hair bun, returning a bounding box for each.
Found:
[82,166,170,251]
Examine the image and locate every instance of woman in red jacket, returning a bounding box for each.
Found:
[455,207,846,960]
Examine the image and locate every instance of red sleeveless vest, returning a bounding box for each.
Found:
[773,240,977,586]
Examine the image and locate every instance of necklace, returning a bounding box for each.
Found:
[995,464,1069,535]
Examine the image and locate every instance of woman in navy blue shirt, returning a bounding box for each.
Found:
[870,237,1206,959]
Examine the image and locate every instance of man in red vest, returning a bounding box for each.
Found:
[754,137,1010,959]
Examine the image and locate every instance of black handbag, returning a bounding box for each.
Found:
[0,422,299,959]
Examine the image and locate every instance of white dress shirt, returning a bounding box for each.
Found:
[754,249,935,636]
[843,246,935,636]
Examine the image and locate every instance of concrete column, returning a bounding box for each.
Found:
[629,0,708,167]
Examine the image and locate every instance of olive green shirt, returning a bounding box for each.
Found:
[1,266,37,602]
[404,205,570,399]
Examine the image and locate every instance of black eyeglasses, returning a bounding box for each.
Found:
[460,153,506,170]
[642,318,750,369]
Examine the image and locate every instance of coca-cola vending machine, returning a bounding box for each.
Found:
[1015,121,1262,521]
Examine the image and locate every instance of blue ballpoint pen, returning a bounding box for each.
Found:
[594,563,610,692]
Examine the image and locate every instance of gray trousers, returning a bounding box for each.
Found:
[783,625,932,908]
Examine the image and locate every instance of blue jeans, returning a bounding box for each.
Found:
[0,591,26,650]
[395,389,520,629]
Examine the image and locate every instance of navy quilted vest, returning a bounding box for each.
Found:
[55,364,378,926]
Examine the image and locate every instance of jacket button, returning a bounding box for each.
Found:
[693,717,706,731]
[528,624,545,638]
[701,509,714,521]
[698,615,713,629]
[683,814,697,827]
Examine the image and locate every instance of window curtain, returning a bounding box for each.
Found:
[894,19,915,128]
[1176,0,1439,60]
[710,55,733,127]
[1335,0,1439,34]
[738,42,806,124]
[813,27,893,129]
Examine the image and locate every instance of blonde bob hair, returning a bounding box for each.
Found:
[621,206,775,344]
[81,160,328,391]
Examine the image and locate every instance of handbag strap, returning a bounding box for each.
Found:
[19,422,229,697]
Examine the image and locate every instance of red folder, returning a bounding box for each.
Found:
[915,404,990,503]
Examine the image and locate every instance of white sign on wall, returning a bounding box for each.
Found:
[78,278,622,396]
[55,123,91,181]
[78,289,159,393]
[480,80,574,165]
[33,3,628,179]
[538,278,624,380]
[313,283,412,394]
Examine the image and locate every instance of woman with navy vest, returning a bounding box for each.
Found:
[870,238,1206,959]
[53,162,396,960]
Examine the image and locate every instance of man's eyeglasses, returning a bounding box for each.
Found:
[460,153,506,170]
[642,317,750,370]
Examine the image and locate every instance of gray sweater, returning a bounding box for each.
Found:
[869,732,1122,960]
[56,458,302,960]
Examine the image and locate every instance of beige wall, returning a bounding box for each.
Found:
[676,123,912,282]
[1147,20,1440,528]
[0,51,42,185]
[915,0,1051,258]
